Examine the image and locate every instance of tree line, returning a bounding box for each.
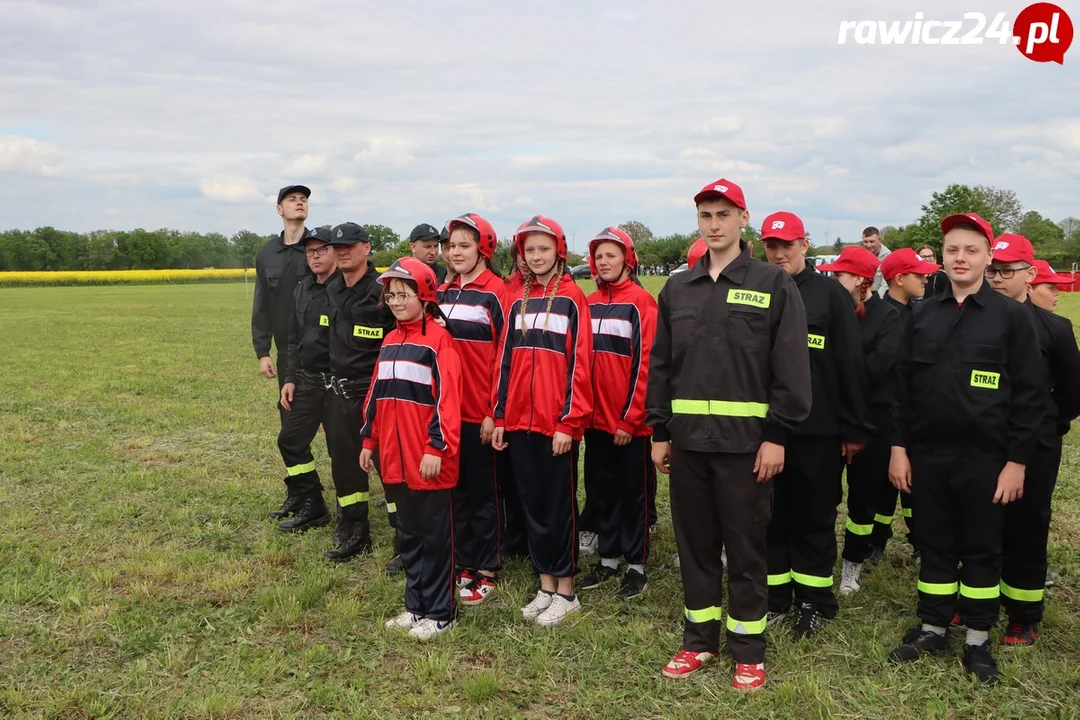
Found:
[2,184,1077,273]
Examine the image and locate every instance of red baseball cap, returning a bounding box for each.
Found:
[941,212,995,246]
[991,233,1036,265]
[694,178,746,209]
[1032,259,1075,286]
[880,247,941,281]
[816,246,880,280]
[760,212,806,242]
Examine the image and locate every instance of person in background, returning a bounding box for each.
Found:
[1029,260,1074,313]
[861,226,891,297]
[917,245,949,299]
[254,184,314,517]
[410,223,448,285]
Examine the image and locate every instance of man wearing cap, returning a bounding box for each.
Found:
[410,223,448,285]
[985,234,1080,646]
[915,245,949,300]
[760,213,871,638]
[1029,260,1074,313]
[887,213,1045,685]
[861,226,892,297]
[647,179,811,689]
[323,222,398,562]
[254,185,314,515]
[272,227,339,532]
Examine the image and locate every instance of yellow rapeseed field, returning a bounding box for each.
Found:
[0,269,251,287]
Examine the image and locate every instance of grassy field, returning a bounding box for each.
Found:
[1,280,1079,719]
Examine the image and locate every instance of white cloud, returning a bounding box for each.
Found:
[0,135,62,175]
[197,176,263,203]
[287,153,328,175]
[352,138,415,168]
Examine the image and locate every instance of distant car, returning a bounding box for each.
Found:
[669,263,689,276]
[570,264,592,279]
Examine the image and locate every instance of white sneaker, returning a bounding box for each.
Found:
[408,618,454,640]
[579,531,598,556]
[536,594,581,626]
[385,610,420,630]
[673,553,680,569]
[522,590,554,619]
[839,560,862,597]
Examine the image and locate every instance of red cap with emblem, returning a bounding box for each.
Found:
[693,178,746,209]
[760,211,806,242]
[1032,259,1074,286]
[991,233,1036,265]
[816,246,880,280]
[941,212,995,246]
[881,247,941,280]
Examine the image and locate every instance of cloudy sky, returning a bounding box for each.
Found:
[2,0,1077,252]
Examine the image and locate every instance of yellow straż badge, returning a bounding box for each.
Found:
[319,315,329,326]
[808,334,826,350]
[727,289,771,309]
[970,370,1000,389]
[353,325,383,339]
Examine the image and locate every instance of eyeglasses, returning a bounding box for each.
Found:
[386,292,418,303]
[984,266,1030,279]
[917,254,935,261]
[305,246,332,258]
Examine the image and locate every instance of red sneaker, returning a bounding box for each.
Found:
[460,576,498,606]
[455,569,476,590]
[1001,620,1039,647]
[950,613,965,628]
[732,662,766,690]
[661,649,718,679]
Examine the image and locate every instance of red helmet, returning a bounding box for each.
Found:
[447,212,498,259]
[514,215,567,260]
[687,238,708,267]
[587,227,638,278]
[378,256,439,303]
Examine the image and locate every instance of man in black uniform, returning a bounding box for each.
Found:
[647,179,812,689]
[410,223,448,285]
[323,222,397,562]
[760,212,871,639]
[888,213,1046,685]
[253,184,313,516]
[272,227,339,532]
[985,234,1080,646]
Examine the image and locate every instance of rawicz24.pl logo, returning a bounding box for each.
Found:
[837,3,1074,63]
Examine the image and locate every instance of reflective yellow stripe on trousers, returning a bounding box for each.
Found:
[685,606,723,623]
[671,399,770,418]
[286,461,316,476]
[338,492,370,507]
[1000,582,1043,602]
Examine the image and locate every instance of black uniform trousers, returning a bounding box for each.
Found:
[1001,439,1061,624]
[767,437,843,617]
[671,446,771,664]
[911,447,1005,631]
[842,434,913,562]
[498,450,529,559]
[276,377,329,496]
[507,431,579,578]
[324,388,374,526]
[582,430,654,565]
[400,487,455,622]
[453,423,501,573]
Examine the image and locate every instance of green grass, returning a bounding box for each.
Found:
[1,282,1079,719]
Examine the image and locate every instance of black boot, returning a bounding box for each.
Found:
[268,485,302,519]
[276,492,331,533]
[324,511,372,562]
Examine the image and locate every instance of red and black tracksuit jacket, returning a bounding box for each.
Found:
[438,269,509,573]
[583,277,658,565]
[359,316,463,622]
[492,272,593,577]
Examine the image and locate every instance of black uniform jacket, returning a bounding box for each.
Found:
[646,243,812,454]
[790,265,872,443]
[284,269,340,384]
[251,229,311,359]
[327,262,395,387]
[858,294,904,440]
[890,280,1046,464]
[1026,298,1080,453]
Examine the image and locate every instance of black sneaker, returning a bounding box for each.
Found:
[385,554,404,576]
[578,562,620,590]
[618,568,648,599]
[868,546,886,567]
[962,640,999,685]
[792,603,827,640]
[888,627,949,663]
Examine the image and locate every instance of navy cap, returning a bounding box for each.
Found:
[409,223,441,243]
[329,222,370,246]
[302,226,333,245]
[277,185,311,205]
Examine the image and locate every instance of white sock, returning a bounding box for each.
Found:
[628,563,645,574]
[600,557,619,569]
[921,624,946,636]
[965,629,989,646]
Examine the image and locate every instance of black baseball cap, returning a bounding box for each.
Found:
[329,222,370,246]
[277,185,311,205]
[409,223,441,243]
[439,224,450,243]
[302,226,333,245]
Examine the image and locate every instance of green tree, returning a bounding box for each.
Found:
[230,230,266,269]
[909,184,1004,248]
[617,221,654,246]
[364,224,401,252]
[881,225,911,250]
[832,237,843,254]
[973,185,1023,232]
[1016,211,1064,251]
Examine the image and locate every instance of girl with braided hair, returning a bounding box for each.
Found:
[491,216,594,626]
